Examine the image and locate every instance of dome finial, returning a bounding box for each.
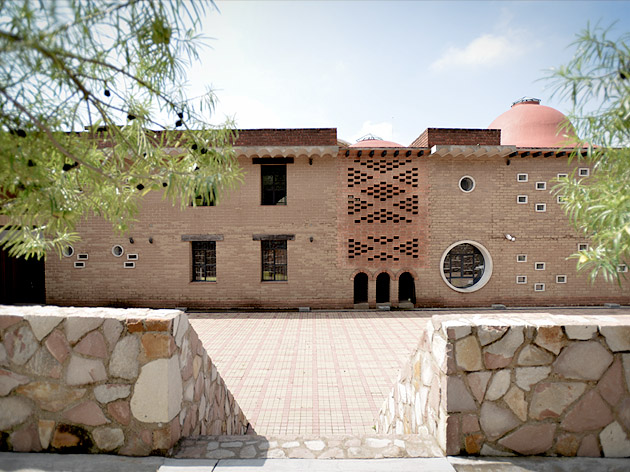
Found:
[356,133,383,143]
[511,97,541,107]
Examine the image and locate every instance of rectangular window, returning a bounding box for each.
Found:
[77,253,89,260]
[517,173,528,182]
[618,264,628,273]
[557,195,566,204]
[124,261,135,269]
[192,194,215,206]
[578,243,589,251]
[535,203,547,212]
[534,283,546,292]
[262,240,288,281]
[536,182,547,190]
[192,241,216,282]
[557,173,568,179]
[578,168,590,177]
[556,275,567,283]
[517,195,528,204]
[535,262,546,271]
[516,275,527,284]
[517,254,527,262]
[74,261,85,269]
[126,254,138,260]
[261,165,287,205]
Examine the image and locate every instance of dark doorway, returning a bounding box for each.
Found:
[376,272,390,304]
[353,272,368,304]
[398,272,416,304]
[0,249,45,304]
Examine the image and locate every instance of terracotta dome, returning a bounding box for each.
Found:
[488,98,576,147]
[350,135,402,147]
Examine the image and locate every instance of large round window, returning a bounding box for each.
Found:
[440,241,492,293]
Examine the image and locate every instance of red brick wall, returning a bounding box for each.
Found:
[411,128,501,147]
[337,150,430,271]
[233,129,337,146]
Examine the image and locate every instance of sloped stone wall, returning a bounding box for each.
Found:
[377,312,630,457]
[377,319,450,450]
[0,306,249,455]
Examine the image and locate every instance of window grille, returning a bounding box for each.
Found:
[192,241,216,282]
[262,240,288,281]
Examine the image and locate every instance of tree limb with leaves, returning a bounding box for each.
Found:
[0,0,241,259]
[547,23,630,281]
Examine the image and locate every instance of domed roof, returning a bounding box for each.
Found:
[488,98,576,147]
[349,134,402,148]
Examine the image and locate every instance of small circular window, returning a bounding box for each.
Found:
[440,240,492,293]
[459,176,475,193]
[111,245,124,257]
[62,245,74,258]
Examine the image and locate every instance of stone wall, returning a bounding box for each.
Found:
[377,312,630,457]
[0,306,249,455]
[377,319,449,449]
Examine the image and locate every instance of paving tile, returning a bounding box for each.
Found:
[190,312,430,435]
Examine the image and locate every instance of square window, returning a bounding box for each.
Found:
[517,254,527,262]
[618,264,629,273]
[578,243,589,251]
[517,173,528,182]
[516,275,527,284]
[557,173,568,179]
[535,262,546,270]
[535,203,547,212]
[578,168,590,177]
[517,195,528,204]
[556,275,567,283]
[261,165,287,205]
[534,283,546,292]
[536,182,547,190]
[262,240,288,281]
[557,195,566,204]
[192,241,216,282]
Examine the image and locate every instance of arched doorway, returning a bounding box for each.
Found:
[376,272,390,304]
[353,272,368,304]
[398,272,416,305]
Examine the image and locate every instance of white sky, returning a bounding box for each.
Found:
[184,1,630,146]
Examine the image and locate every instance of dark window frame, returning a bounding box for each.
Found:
[192,241,217,282]
[261,240,287,281]
[191,194,215,207]
[261,165,287,205]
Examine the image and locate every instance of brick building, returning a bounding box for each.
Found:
[34,99,630,308]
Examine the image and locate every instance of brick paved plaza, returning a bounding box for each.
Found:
[189,311,432,436]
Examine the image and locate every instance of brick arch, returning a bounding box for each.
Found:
[350,269,374,281]
[395,268,419,281]
[375,269,397,281]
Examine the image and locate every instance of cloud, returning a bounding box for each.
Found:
[430,33,523,71]
[349,121,395,144]
[210,95,282,128]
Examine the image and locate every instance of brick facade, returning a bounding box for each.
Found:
[410,128,501,148]
[45,128,630,309]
